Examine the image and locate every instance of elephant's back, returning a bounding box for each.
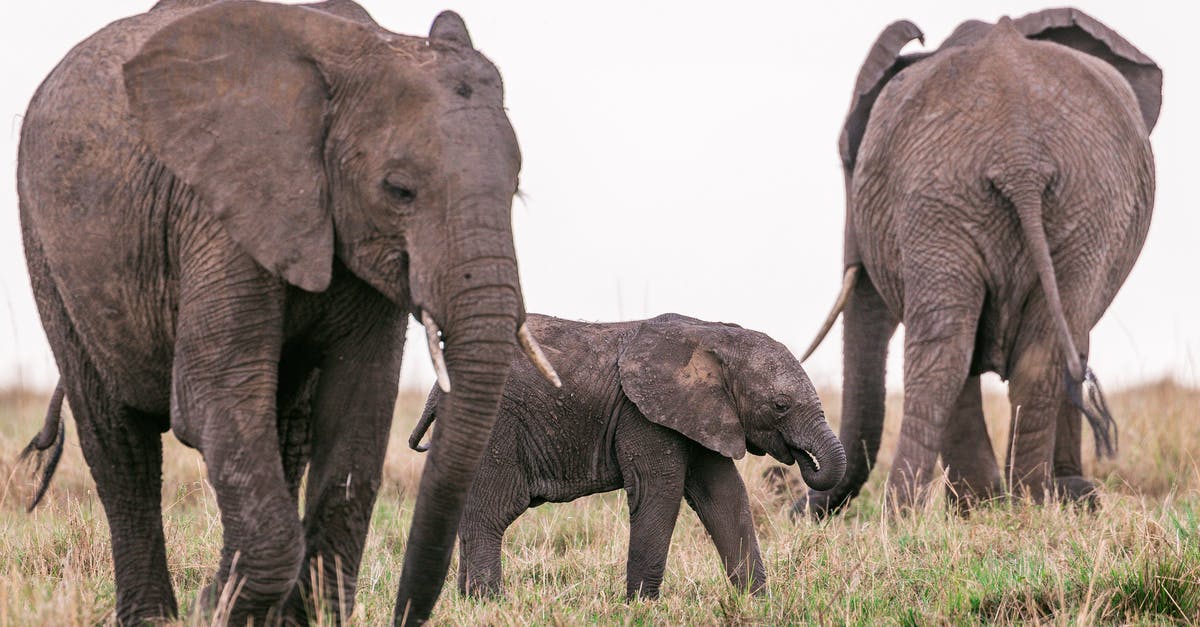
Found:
[495,315,632,499]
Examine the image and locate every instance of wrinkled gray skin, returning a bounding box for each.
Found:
[18,1,541,624]
[803,9,1159,517]
[410,314,846,599]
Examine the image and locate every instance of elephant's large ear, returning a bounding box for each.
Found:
[125,1,372,291]
[839,21,926,174]
[617,318,745,459]
[1015,8,1162,132]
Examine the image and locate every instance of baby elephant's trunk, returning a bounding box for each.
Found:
[791,416,847,492]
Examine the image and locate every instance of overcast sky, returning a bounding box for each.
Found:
[1,1,1195,394]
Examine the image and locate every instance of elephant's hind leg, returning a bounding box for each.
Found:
[941,376,1005,514]
[888,267,984,512]
[456,465,529,598]
[1005,330,1069,504]
[25,232,176,622]
[74,388,176,623]
[283,304,405,623]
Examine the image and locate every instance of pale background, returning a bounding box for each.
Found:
[1,1,1195,395]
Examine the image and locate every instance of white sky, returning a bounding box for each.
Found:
[1,1,1196,394]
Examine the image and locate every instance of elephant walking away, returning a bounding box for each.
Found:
[17,1,558,624]
[409,313,846,599]
[800,9,1159,516]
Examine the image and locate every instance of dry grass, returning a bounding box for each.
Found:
[1,381,1198,625]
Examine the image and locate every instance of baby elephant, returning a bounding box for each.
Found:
[409,313,846,599]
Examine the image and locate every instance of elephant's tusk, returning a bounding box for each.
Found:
[801,265,860,362]
[517,323,562,388]
[422,311,451,393]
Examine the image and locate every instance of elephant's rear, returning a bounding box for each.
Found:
[18,6,207,411]
[853,20,1155,373]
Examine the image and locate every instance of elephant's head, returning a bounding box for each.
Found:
[124,1,558,384]
[618,315,846,490]
[122,2,556,621]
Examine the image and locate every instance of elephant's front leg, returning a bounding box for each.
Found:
[620,428,689,600]
[284,306,406,622]
[172,252,301,622]
[682,448,765,594]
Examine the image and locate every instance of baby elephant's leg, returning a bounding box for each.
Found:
[623,453,688,600]
[683,449,766,594]
[457,466,529,597]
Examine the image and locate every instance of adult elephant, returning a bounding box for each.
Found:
[800,9,1159,516]
[17,0,558,624]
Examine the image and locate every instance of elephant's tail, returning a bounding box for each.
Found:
[1003,172,1118,458]
[18,380,67,511]
[408,389,441,453]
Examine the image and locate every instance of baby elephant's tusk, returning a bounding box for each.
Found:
[517,323,561,388]
[422,311,451,393]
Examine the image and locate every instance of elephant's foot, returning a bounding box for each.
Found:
[1053,475,1099,511]
[945,480,1006,517]
[795,489,839,520]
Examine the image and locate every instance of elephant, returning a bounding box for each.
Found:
[799,9,1159,516]
[16,1,560,624]
[407,313,847,599]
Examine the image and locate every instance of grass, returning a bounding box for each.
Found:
[1,380,1198,625]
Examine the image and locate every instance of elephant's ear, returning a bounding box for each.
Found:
[1015,8,1162,132]
[617,318,745,459]
[125,1,373,291]
[839,21,926,174]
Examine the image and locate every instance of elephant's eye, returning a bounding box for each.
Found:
[383,175,417,205]
[772,395,792,413]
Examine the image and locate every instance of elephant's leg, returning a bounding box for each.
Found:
[1052,392,1098,507]
[1004,332,1063,505]
[621,433,688,600]
[941,376,1004,514]
[682,448,765,594]
[804,268,898,517]
[887,274,982,512]
[25,236,176,623]
[284,308,405,623]
[173,247,300,622]
[456,466,529,598]
[277,362,320,501]
[74,392,175,622]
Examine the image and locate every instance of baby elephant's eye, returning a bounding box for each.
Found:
[772,395,792,412]
[383,174,417,204]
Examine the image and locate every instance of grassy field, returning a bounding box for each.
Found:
[1,380,1198,625]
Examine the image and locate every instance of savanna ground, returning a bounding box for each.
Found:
[1,380,1198,625]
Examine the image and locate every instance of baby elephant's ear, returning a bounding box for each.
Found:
[617,319,745,459]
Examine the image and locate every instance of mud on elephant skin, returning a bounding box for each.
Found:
[801,9,1158,517]
[410,313,846,600]
[17,1,559,625]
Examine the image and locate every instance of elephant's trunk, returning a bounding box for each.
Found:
[789,412,847,492]
[393,255,521,626]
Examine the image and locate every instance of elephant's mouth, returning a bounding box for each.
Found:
[792,446,822,475]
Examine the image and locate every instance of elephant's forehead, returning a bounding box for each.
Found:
[381,36,503,88]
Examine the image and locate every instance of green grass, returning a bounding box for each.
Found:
[1,381,1198,625]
